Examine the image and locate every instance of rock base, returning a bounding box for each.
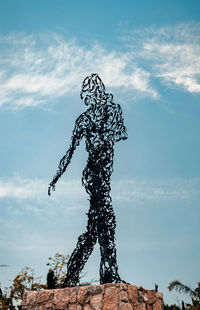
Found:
[22,283,163,310]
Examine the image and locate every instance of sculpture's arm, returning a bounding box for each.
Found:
[115,104,128,142]
[48,115,84,196]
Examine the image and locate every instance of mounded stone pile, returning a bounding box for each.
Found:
[21,283,163,310]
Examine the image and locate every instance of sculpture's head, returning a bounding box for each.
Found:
[80,73,107,106]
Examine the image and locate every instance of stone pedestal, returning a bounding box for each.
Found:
[22,284,163,310]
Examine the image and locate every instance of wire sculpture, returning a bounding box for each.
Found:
[48,73,128,287]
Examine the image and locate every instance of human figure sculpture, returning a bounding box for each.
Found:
[48,73,128,287]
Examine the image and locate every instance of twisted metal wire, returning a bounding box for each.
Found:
[49,74,128,286]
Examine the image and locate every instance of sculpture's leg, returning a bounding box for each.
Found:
[97,197,122,284]
[63,206,97,287]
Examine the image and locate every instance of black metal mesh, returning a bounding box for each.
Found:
[48,74,128,287]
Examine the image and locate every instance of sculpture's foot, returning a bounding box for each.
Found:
[112,275,130,285]
[115,279,130,285]
[100,270,130,285]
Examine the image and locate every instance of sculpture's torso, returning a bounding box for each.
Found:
[76,100,127,193]
[79,100,127,151]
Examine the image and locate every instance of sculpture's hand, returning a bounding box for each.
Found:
[48,182,55,196]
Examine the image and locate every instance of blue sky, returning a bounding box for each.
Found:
[0,0,200,305]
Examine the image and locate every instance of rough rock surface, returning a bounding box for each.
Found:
[21,284,163,310]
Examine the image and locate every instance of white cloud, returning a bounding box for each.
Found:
[0,33,156,108]
[0,175,86,216]
[125,22,200,94]
[0,175,86,201]
[112,178,200,202]
[0,23,199,109]
[0,175,199,208]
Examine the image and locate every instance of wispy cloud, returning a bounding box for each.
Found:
[0,33,157,109]
[0,23,199,109]
[0,175,199,212]
[113,178,200,202]
[124,22,200,94]
[0,175,85,200]
[0,175,87,217]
